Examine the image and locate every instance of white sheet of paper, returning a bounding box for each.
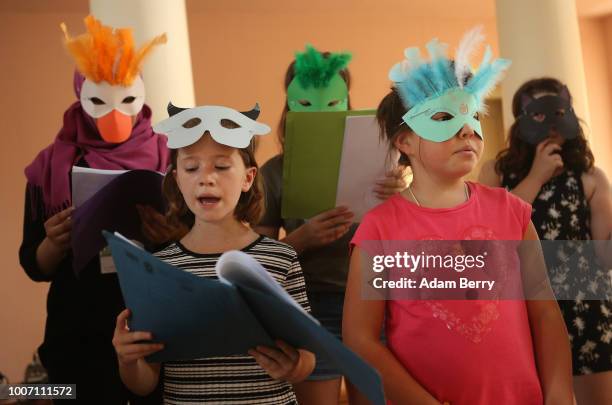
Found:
[216,251,319,324]
[335,115,399,222]
[71,166,128,208]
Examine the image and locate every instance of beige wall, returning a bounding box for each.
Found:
[185,1,498,165]
[1,0,611,383]
[580,17,612,176]
[0,1,89,383]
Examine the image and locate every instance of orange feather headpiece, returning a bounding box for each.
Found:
[60,15,167,86]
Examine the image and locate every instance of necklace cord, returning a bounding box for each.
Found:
[408,182,469,207]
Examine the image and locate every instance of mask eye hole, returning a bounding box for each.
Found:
[182,118,201,128]
[431,112,454,121]
[555,109,566,117]
[530,112,546,122]
[122,96,136,104]
[473,113,480,121]
[89,97,105,105]
[298,99,312,107]
[220,119,241,129]
[328,99,341,107]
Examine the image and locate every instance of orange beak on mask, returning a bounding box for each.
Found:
[96,110,134,143]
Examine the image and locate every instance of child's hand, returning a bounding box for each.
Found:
[300,206,354,247]
[112,309,164,366]
[248,340,315,383]
[43,206,74,252]
[137,205,188,245]
[374,166,408,200]
[528,140,564,185]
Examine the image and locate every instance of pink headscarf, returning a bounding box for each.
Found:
[25,72,170,219]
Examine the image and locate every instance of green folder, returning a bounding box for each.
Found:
[282,110,375,219]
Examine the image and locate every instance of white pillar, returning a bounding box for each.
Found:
[89,0,195,123]
[495,0,590,132]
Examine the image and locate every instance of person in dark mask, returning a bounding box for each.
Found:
[479,77,612,405]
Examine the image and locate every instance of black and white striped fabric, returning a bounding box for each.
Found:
[153,235,309,404]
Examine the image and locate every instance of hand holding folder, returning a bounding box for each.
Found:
[104,231,385,405]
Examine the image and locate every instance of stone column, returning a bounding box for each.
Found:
[495,0,590,130]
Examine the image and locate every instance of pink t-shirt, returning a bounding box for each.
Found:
[351,182,543,405]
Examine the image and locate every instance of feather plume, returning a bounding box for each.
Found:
[466,51,511,110]
[389,26,510,113]
[293,45,352,88]
[454,26,484,88]
[61,15,166,86]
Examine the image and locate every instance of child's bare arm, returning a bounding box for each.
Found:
[343,247,442,405]
[521,223,574,405]
[585,167,612,267]
[113,309,163,396]
[526,299,574,405]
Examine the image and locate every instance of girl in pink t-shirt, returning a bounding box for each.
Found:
[343,28,574,405]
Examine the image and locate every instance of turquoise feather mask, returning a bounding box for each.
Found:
[389,27,511,142]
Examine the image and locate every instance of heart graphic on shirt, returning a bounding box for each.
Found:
[418,228,509,344]
[461,225,496,240]
[424,300,500,344]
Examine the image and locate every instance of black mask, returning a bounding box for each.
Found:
[517,89,579,145]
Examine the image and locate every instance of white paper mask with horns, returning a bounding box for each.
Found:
[154,103,271,149]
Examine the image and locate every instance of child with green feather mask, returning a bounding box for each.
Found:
[255,45,407,404]
[286,45,352,112]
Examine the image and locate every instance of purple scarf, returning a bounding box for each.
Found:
[25,72,170,220]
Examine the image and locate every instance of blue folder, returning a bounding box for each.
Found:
[103,231,385,405]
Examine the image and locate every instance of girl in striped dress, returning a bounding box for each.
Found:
[112,103,315,404]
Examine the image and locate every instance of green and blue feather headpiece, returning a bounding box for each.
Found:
[389,27,511,142]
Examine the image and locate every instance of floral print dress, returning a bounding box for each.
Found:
[503,170,611,375]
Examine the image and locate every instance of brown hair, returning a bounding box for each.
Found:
[276,53,352,151]
[495,77,594,181]
[376,88,411,166]
[162,139,264,228]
